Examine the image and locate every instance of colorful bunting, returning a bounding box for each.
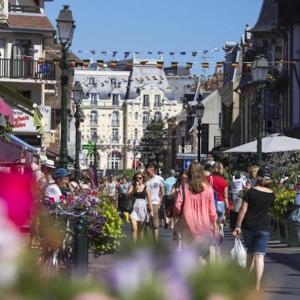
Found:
[97,60,104,68]
[171,62,178,69]
[192,51,198,57]
[124,52,130,58]
[216,62,224,68]
[83,59,90,67]
[156,61,164,69]
[185,62,193,69]
[231,62,238,68]
[110,60,118,68]
[90,50,96,55]
[202,62,209,68]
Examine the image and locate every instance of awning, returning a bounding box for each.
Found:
[0,98,14,124]
[0,83,42,126]
[0,138,22,164]
[5,133,39,153]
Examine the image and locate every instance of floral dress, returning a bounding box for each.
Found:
[130,186,149,223]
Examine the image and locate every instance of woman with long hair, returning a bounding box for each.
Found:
[174,162,218,254]
[127,172,153,241]
[233,168,275,291]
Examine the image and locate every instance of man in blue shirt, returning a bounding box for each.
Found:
[163,169,177,229]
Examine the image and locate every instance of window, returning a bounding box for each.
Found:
[108,151,122,170]
[112,111,119,125]
[219,113,222,128]
[90,110,98,125]
[134,128,138,140]
[143,112,150,126]
[91,128,98,142]
[143,95,150,107]
[112,128,119,143]
[112,94,120,106]
[135,112,139,120]
[111,78,117,86]
[154,95,161,107]
[91,93,97,105]
[154,112,162,122]
[89,77,96,85]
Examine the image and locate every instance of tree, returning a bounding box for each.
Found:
[139,120,169,173]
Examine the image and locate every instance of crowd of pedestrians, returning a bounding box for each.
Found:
[35,155,300,292]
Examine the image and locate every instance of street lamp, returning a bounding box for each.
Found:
[72,81,84,182]
[133,140,139,172]
[57,5,76,169]
[196,102,205,162]
[252,55,269,165]
[92,130,98,170]
[180,126,186,170]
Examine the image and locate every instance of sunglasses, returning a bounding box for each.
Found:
[137,176,143,179]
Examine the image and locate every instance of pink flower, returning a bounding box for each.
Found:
[49,197,55,204]
[0,170,35,232]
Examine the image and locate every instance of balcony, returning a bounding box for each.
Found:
[112,120,120,127]
[9,4,41,14]
[0,58,56,81]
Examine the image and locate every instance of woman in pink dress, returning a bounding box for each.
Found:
[174,162,218,253]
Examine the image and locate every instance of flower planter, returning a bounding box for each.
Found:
[286,219,300,247]
[270,218,280,241]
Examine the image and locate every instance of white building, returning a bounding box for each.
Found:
[74,59,183,171]
[0,0,56,148]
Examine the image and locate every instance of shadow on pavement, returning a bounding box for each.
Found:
[267,252,300,272]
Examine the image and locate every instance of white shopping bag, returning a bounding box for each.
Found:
[231,238,247,268]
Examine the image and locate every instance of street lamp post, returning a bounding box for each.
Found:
[56,5,76,169]
[180,127,186,171]
[92,131,98,170]
[196,102,205,163]
[72,81,84,182]
[252,55,269,165]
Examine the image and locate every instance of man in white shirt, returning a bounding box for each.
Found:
[146,164,165,241]
[44,168,70,203]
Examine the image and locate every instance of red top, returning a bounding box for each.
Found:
[206,175,228,202]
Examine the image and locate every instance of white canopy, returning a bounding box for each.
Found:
[224,134,300,153]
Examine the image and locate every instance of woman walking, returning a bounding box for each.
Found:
[174,162,218,256]
[127,172,153,241]
[233,168,275,291]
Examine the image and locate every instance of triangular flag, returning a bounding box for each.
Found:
[97,60,104,68]
[110,60,118,68]
[202,62,209,68]
[124,52,130,58]
[192,51,198,57]
[216,62,224,68]
[185,62,193,69]
[171,62,178,69]
[90,50,96,55]
[157,61,164,69]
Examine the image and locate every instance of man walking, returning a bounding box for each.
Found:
[164,169,177,229]
[145,163,165,242]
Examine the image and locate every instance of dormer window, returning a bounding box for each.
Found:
[154,95,161,107]
[112,94,120,106]
[111,78,117,87]
[143,95,150,107]
[89,77,96,86]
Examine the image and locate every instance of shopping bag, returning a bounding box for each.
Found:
[230,238,247,268]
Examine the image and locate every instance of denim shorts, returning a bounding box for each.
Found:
[243,230,270,255]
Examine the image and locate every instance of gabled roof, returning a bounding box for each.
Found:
[249,0,276,33]
[6,14,55,33]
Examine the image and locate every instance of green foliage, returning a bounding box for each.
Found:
[271,188,296,220]
[189,263,257,300]
[139,120,169,172]
[91,195,124,255]
[122,168,135,180]
[0,122,13,139]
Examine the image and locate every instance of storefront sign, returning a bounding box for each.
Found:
[13,106,51,133]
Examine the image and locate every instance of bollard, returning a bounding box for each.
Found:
[74,217,89,277]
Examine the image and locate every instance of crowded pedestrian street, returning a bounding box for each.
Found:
[1,0,300,299]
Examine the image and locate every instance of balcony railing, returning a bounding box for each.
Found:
[112,120,120,126]
[9,4,41,13]
[0,58,56,81]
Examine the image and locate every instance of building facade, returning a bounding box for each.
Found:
[0,0,56,148]
[74,59,183,171]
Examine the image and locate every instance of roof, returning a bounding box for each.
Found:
[249,0,276,33]
[127,64,172,99]
[7,14,55,33]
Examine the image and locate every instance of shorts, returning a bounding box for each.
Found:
[243,230,270,255]
[151,204,160,229]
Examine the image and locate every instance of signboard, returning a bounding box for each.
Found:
[183,159,192,170]
[178,145,192,153]
[13,106,51,133]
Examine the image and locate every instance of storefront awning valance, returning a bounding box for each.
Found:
[5,133,39,153]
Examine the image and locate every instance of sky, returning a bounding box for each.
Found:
[45,0,263,75]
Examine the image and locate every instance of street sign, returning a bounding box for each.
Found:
[183,159,192,170]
